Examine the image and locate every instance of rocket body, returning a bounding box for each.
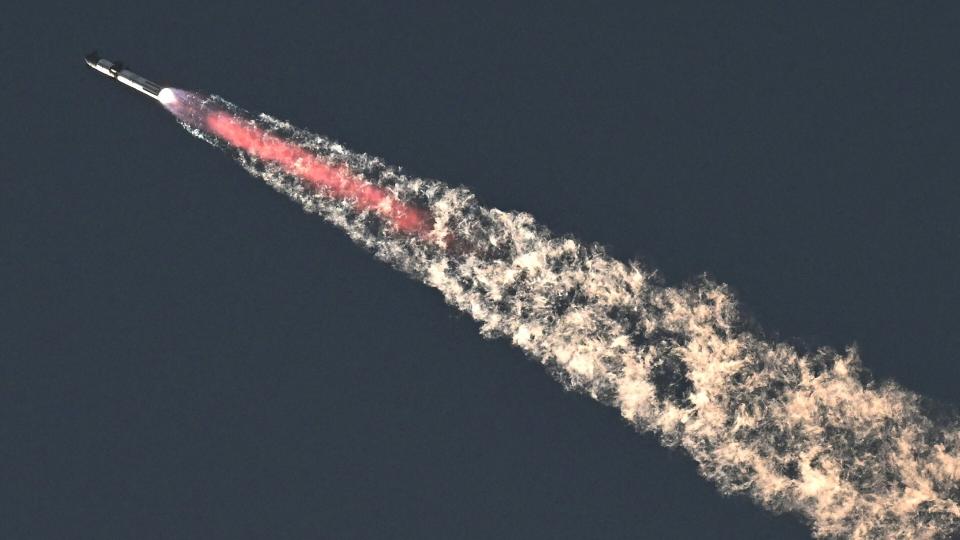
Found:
[84,52,169,102]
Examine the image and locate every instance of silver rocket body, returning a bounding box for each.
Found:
[85,52,167,102]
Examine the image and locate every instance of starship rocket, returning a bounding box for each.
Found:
[84,52,176,104]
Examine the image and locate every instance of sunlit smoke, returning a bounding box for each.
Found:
[164,90,960,539]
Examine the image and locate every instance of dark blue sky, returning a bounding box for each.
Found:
[3,3,959,538]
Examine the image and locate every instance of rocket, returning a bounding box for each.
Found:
[84,52,175,104]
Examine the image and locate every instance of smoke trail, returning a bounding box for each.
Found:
[164,90,960,539]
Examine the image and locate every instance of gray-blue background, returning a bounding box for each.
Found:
[3,3,959,538]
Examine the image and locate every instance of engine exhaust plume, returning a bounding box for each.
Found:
[137,81,960,538]
[161,91,960,538]
[165,89,434,237]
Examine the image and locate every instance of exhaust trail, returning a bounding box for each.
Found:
[153,87,960,539]
[167,90,434,237]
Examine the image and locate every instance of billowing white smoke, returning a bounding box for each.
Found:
[181,94,960,539]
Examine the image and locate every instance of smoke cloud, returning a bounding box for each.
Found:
[167,91,960,539]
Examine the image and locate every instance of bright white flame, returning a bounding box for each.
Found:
[157,88,177,105]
